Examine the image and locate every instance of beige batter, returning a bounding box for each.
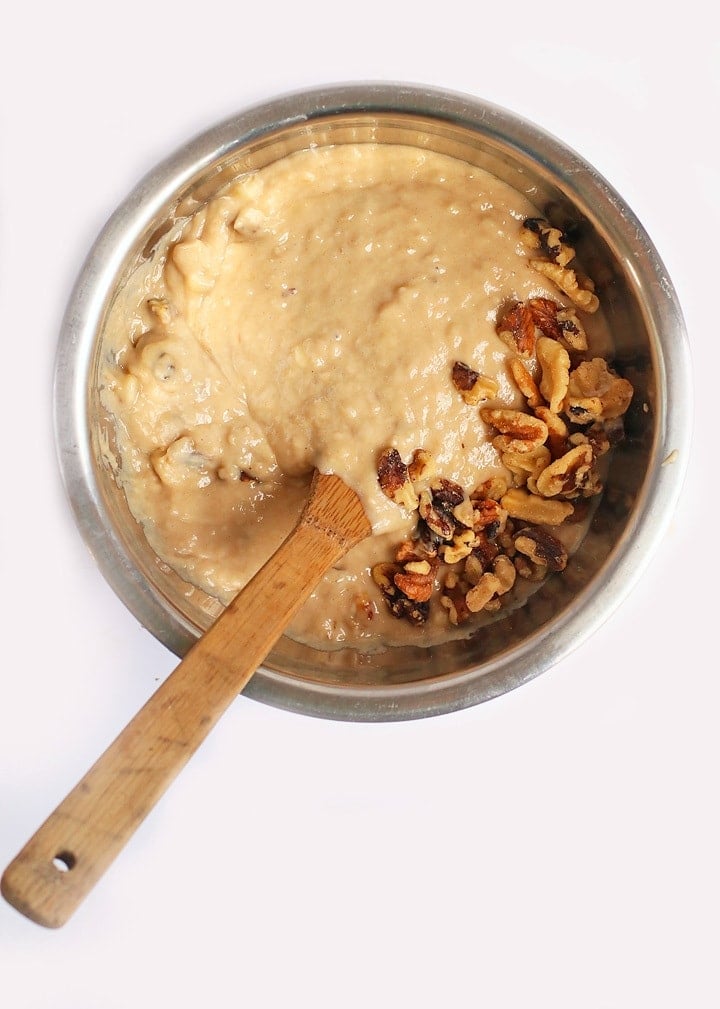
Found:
[101,144,602,649]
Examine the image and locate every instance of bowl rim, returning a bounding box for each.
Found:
[52,81,693,721]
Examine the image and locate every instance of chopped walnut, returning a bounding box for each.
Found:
[377,448,419,511]
[474,529,503,567]
[419,480,466,540]
[452,361,499,405]
[530,260,600,313]
[497,297,565,356]
[492,554,517,594]
[465,555,515,612]
[508,358,543,408]
[501,487,574,525]
[536,336,570,414]
[496,519,517,556]
[463,553,485,585]
[521,218,576,267]
[371,562,399,594]
[388,597,430,624]
[556,307,588,352]
[403,559,433,575]
[565,358,634,423]
[431,477,465,510]
[371,560,434,623]
[394,539,421,563]
[441,528,476,565]
[418,487,456,541]
[465,573,502,612]
[502,444,552,489]
[534,406,569,459]
[497,302,536,357]
[514,553,547,581]
[534,444,595,498]
[472,476,509,502]
[481,407,548,454]
[415,518,443,557]
[452,497,476,529]
[514,527,568,572]
[408,448,436,485]
[394,567,435,603]
[471,496,508,537]
[440,580,472,625]
[569,423,612,459]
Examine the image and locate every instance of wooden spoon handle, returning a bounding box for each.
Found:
[1,472,370,928]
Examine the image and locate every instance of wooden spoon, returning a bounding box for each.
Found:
[1,471,371,928]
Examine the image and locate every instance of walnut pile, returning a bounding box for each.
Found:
[370,216,634,628]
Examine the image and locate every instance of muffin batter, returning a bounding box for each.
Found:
[101,144,608,648]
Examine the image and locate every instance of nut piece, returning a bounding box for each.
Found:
[536,336,570,414]
[569,423,612,459]
[394,567,435,603]
[565,359,634,424]
[534,444,595,498]
[534,406,569,459]
[377,448,419,511]
[514,553,547,582]
[522,296,566,340]
[387,597,430,624]
[481,408,549,454]
[471,497,508,536]
[514,527,568,572]
[408,448,436,486]
[496,297,564,356]
[441,528,476,565]
[502,444,552,489]
[394,540,421,563]
[418,487,456,541]
[465,573,502,612]
[497,302,537,357]
[521,217,576,267]
[465,555,516,612]
[440,584,471,626]
[501,487,574,525]
[452,497,476,529]
[430,477,465,510]
[463,553,485,585]
[371,561,432,624]
[452,361,499,405]
[371,561,400,592]
[508,358,543,408]
[530,260,600,313]
[492,554,517,594]
[472,476,508,502]
[556,307,588,352]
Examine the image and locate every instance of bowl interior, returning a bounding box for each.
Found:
[73,96,675,719]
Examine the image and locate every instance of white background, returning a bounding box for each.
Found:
[1,3,716,1006]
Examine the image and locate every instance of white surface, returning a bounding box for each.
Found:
[1,3,715,1006]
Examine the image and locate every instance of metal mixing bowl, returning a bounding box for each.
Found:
[53,83,692,721]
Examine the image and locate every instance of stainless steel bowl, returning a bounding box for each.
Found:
[53,83,692,721]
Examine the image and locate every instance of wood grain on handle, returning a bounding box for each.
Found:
[1,472,371,928]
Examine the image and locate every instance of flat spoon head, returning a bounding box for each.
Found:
[2,471,371,927]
